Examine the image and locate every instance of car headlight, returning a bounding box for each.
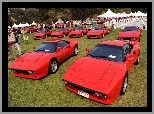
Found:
[64,80,68,84]
[119,38,123,40]
[94,92,107,99]
[28,71,35,74]
[132,38,136,40]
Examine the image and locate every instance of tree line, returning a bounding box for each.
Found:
[8,8,147,26]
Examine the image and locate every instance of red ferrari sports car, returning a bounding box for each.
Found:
[87,26,110,39]
[33,29,52,40]
[97,19,105,24]
[51,28,72,38]
[62,40,140,105]
[8,39,78,79]
[68,26,88,38]
[118,26,142,42]
[25,27,34,33]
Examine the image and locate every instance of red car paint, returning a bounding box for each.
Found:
[68,27,89,38]
[87,26,110,39]
[118,31,141,42]
[25,27,34,33]
[62,40,140,105]
[51,28,72,38]
[33,29,52,40]
[118,26,142,42]
[8,39,78,79]
[97,20,105,24]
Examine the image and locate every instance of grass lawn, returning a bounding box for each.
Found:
[8,28,147,107]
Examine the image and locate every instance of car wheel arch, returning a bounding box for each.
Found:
[48,57,58,74]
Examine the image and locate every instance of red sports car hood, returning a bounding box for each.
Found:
[34,33,45,36]
[88,30,102,34]
[118,31,139,38]
[9,52,53,70]
[63,57,123,93]
[70,30,81,34]
[51,31,63,35]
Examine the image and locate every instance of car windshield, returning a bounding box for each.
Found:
[91,26,103,30]
[34,42,57,53]
[122,27,138,32]
[57,28,65,31]
[75,27,83,30]
[38,30,46,33]
[88,44,124,62]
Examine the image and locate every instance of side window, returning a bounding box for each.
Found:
[57,41,67,49]
[123,44,130,55]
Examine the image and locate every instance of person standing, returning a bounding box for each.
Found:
[17,27,21,44]
[64,20,67,28]
[21,28,28,44]
[14,30,23,56]
[8,30,16,60]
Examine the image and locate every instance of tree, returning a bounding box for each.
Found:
[9,8,25,24]
[24,8,40,23]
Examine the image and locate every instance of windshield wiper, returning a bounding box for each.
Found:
[34,49,45,52]
[88,53,95,58]
[94,55,110,60]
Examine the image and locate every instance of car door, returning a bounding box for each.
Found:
[131,43,140,64]
[61,40,73,58]
[56,41,67,63]
[124,44,134,71]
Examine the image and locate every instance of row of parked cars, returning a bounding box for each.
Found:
[31,25,111,40]
[9,25,142,105]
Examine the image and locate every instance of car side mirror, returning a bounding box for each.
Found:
[86,48,90,53]
[56,47,62,52]
[33,46,35,49]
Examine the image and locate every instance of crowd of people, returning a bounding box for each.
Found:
[8,27,28,60]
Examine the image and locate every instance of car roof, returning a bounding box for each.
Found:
[99,40,129,46]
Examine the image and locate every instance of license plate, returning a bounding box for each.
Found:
[78,90,89,98]
[54,37,57,38]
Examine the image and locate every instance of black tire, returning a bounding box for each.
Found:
[48,59,58,74]
[63,34,65,38]
[73,46,78,56]
[140,32,142,36]
[138,37,140,42]
[120,72,128,95]
[81,32,84,37]
[134,55,140,65]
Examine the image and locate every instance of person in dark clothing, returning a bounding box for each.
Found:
[64,20,67,28]
[17,28,21,44]
[14,30,23,56]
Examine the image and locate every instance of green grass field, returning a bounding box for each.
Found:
[8,28,147,107]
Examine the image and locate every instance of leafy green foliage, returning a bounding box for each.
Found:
[8,8,147,26]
